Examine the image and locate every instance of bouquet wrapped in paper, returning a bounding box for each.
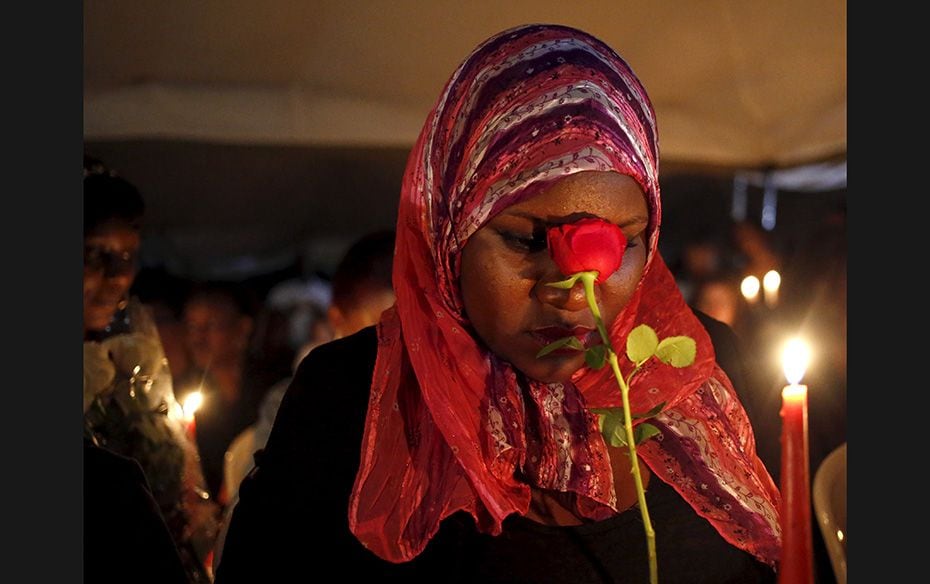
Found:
[84,298,220,583]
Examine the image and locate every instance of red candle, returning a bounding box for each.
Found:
[186,416,198,442]
[778,340,813,584]
[182,390,204,443]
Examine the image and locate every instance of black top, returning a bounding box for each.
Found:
[216,312,776,584]
[84,439,189,584]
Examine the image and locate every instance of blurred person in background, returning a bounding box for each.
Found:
[731,219,783,286]
[261,272,334,364]
[254,229,397,450]
[175,281,286,505]
[211,229,396,571]
[691,272,743,329]
[325,229,397,341]
[673,229,728,304]
[83,154,218,583]
[132,266,194,384]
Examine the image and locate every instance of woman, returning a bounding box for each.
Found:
[217,24,780,583]
[83,156,219,583]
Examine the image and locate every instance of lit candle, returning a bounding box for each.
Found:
[741,275,761,305]
[763,269,781,308]
[182,390,204,441]
[778,338,814,584]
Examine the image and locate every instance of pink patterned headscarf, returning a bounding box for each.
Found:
[348,23,781,566]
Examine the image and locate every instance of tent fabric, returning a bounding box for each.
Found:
[84,0,846,168]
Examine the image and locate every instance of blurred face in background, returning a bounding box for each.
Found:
[83,221,140,336]
[183,296,253,370]
[693,279,740,326]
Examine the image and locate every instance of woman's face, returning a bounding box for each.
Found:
[460,171,649,383]
[83,222,141,335]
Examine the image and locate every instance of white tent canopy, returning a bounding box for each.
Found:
[85,0,846,168]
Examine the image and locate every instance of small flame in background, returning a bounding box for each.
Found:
[740,275,760,303]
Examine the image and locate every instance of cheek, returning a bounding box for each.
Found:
[601,247,647,320]
[112,274,135,295]
[460,250,527,344]
[83,271,102,299]
[461,261,500,330]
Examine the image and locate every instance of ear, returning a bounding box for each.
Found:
[327,305,345,339]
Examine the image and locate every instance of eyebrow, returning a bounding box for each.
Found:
[506,211,649,229]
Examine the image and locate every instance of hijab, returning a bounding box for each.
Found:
[348,23,780,566]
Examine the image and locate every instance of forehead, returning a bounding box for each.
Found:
[184,295,239,320]
[84,221,141,248]
[495,171,647,224]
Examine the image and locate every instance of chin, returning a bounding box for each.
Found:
[516,355,585,385]
[85,312,115,333]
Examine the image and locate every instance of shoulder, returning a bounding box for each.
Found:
[258,326,378,461]
[692,308,740,356]
[691,308,748,390]
[293,325,379,385]
[287,325,378,408]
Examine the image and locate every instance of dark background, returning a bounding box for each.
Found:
[85,139,846,288]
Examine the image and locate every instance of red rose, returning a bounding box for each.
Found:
[546,218,627,283]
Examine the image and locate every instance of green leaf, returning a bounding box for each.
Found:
[545,274,583,289]
[595,408,629,447]
[633,423,662,445]
[585,344,607,369]
[655,336,697,368]
[536,335,584,358]
[632,401,666,420]
[626,324,659,364]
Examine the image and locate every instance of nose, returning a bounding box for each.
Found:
[533,268,594,312]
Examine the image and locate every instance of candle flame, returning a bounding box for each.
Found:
[740,275,760,301]
[182,390,204,419]
[762,270,781,293]
[782,338,811,385]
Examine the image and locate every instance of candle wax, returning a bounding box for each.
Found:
[778,383,814,584]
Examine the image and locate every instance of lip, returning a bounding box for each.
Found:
[531,325,599,354]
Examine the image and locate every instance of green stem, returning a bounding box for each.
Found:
[579,273,611,343]
[580,273,658,584]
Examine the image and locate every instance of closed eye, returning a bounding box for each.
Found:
[625,228,647,250]
[498,230,547,253]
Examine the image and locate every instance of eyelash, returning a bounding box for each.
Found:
[500,231,547,253]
